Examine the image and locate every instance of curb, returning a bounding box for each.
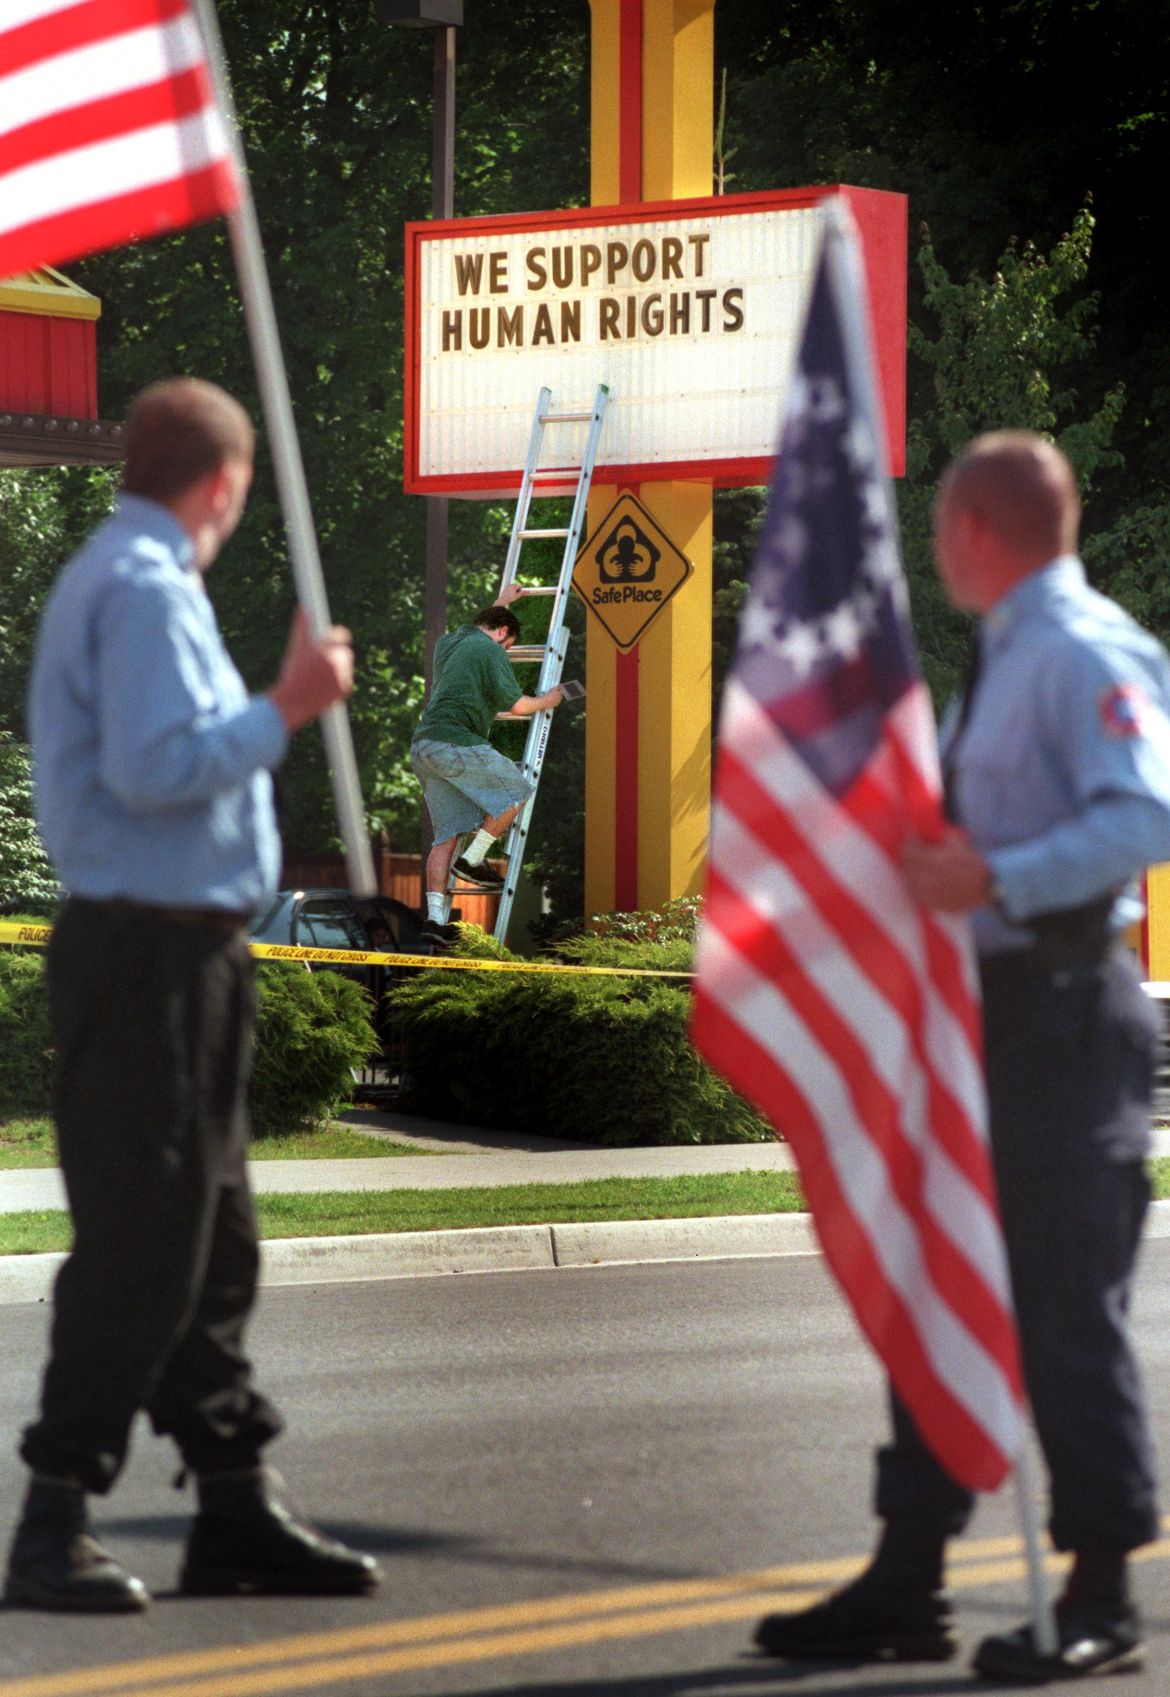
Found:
[2,1201,1167,1308]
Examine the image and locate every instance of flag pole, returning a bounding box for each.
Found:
[1014,1443,1059,1657]
[822,196,1059,1663]
[190,0,376,897]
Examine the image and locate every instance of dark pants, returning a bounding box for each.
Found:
[876,947,1161,1553]
[20,899,282,1495]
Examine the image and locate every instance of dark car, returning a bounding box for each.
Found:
[251,889,430,1085]
[251,888,426,957]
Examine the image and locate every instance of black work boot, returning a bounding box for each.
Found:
[4,1477,149,1612]
[972,1548,1143,1681]
[754,1526,955,1663]
[179,1467,381,1596]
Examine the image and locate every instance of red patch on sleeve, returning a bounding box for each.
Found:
[1099,682,1149,737]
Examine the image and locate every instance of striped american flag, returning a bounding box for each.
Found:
[0,0,238,280]
[692,206,1025,1491]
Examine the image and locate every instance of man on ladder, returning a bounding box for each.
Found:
[411,584,565,949]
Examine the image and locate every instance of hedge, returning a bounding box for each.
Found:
[0,946,377,1136]
[386,917,770,1146]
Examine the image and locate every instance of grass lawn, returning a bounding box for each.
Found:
[3,1160,1170,1256]
[0,1117,437,1169]
[0,1171,807,1256]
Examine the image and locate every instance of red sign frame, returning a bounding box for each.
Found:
[403,184,907,497]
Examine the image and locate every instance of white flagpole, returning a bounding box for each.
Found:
[190,0,376,897]
[1014,1443,1060,1656]
[823,196,1059,1663]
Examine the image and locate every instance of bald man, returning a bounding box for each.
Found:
[755,432,1170,1680]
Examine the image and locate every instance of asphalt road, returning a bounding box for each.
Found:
[0,1245,1167,1697]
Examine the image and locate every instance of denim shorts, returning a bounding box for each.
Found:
[411,738,533,844]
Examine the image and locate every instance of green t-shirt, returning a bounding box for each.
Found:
[415,626,521,746]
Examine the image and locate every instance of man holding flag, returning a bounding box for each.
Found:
[693,204,1169,1681]
[5,377,382,1612]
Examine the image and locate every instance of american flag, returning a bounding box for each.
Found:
[0,0,238,280]
[691,206,1025,1491]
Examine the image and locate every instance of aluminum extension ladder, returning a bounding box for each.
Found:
[485,383,609,944]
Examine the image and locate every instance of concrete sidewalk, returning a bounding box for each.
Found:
[0,1108,801,1215]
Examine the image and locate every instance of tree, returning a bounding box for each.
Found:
[899,207,1124,703]
[0,733,56,911]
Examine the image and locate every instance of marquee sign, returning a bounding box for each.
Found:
[404,185,906,498]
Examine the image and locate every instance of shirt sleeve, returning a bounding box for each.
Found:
[95,574,288,812]
[987,639,1170,918]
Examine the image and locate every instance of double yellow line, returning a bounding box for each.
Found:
[1,1530,1167,1697]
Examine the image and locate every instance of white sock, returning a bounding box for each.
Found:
[461,828,495,868]
[426,892,451,924]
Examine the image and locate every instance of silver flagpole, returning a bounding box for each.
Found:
[190,0,376,896]
[822,195,1059,1663]
[1014,1442,1060,1657]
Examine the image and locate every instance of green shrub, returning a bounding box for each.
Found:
[0,949,53,1115]
[250,964,380,1136]
[0,950,380,1136]
[387,921,769,1146]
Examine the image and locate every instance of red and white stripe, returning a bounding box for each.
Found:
[693,676,1025,1490]
[0,0,238,279]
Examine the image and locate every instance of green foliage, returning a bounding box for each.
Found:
[387,912,768,1146]
[898,209,1125,707]
[250,964,380,1137]
[0,952,53,1116]
[0,468,117,736]
[0,735,56,912]
[0,952,381,1133]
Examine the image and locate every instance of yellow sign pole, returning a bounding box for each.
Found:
[585,0,716,918]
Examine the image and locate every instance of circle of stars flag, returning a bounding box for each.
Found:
[691,202,1025,1492]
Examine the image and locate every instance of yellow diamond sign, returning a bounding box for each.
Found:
[572,493,694,651]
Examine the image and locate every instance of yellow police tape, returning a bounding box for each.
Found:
[0,919,692,981]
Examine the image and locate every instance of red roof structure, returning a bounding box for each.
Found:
[0,267,123,467]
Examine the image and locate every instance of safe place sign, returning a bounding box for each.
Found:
[404,188,908,496]
[572,493,693,651]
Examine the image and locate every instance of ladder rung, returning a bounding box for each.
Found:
[512,585,558,596]
[539,410,593,423]
[507,645,546,664]
[519,527,570,540]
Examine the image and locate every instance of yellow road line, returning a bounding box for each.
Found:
[1,1531,1166,1697]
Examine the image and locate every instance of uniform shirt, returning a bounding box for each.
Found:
[29,493,288,915]
[414,625,521,747]
[944,555,1170,955]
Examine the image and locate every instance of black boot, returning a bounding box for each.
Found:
[972,1548,1143,1681]
[179,1467,381,1596]
[4,1477,149,1613]
[754,1525,955,1663]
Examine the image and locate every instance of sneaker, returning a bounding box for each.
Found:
[451,855,504,891]
[972,1600,1143,1682]
[754,1570,956,1663]
[419,919,457,952]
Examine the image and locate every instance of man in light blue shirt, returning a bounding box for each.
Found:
[756,433,1168,1679]
[7,378,380,1613]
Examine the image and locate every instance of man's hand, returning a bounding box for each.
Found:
[902,828,993,913]
[496,583,527,606]
[267,608,354,732]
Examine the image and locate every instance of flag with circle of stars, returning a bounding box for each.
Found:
[693,209,1025,1496]
[735,249,919,800]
